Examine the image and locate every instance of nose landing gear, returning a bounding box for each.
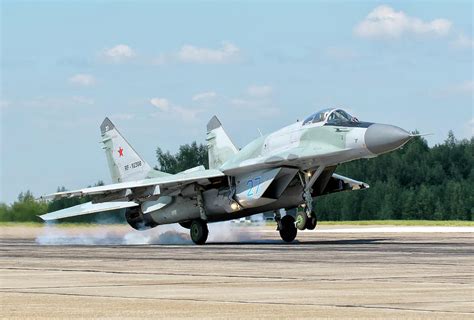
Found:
[296,167,324,231]
[296,210,317,230]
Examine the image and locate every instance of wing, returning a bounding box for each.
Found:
[40,169,225,201]
[40,201,139,221]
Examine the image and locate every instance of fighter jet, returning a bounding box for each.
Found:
[40,108,415,244]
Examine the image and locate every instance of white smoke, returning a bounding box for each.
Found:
[35,219,266,245]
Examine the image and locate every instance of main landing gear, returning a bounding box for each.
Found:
[275,167,325,242]
[274,210,297,243]
[190,219,208,245]
[275,209,317,243]
[279,215,297,242]
[189,185,210,245]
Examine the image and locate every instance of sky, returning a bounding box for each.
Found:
[1,1,473,204]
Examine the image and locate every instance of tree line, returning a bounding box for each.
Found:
[316,132,473,221]
[0,132,472,222]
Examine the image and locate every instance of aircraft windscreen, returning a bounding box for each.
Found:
[302,108,332,125]
[327,109,354,124]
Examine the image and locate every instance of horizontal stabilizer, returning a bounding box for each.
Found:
[39,201,138,221]
[40,169,225,201]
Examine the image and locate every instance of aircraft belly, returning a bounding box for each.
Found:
[207,184,304,222]
[148,196,200,224]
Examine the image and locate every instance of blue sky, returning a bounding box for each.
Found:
[1,1,473,203]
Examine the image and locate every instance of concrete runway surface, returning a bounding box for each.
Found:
[1,225,473,319]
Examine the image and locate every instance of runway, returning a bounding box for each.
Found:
[1,225,473,319]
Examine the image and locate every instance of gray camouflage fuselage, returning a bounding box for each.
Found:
[41,108,413,235]
[145,109,412,225]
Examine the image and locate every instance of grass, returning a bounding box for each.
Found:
[0,220,473,227]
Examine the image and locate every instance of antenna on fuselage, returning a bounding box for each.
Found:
[257,128,263,137]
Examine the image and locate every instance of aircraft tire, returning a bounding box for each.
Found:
[279,215,297,243]
[295,211,308,230]
[190,219,209,245]
[305,214,317,230]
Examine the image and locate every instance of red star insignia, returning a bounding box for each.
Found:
[118,147,124,157]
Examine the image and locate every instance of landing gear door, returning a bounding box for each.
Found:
[234,168,281,208]
[234,167,299,209]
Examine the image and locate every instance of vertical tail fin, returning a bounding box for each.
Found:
[206,116,238,169]
[100,118,168,183]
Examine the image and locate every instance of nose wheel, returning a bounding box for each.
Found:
[296,210,317,230]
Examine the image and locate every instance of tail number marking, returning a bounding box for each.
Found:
[124,161,142,171]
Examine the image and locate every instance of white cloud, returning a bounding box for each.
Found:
[69,74,96,87]
[451,33,474,49]
[247,85,273,98]
[149,97,200,121]
[354,5,451,39]
[102,44,135,63]
[177,42,240,64]
[454,81,474,94]
[173,106,201,121]
[230,98,256,108]
[192,91,217,102]
[230,85,280,118]
[149,98,170,111]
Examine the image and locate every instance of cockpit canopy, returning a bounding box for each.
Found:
[302,108,358,126]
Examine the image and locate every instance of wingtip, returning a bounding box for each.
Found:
[38,214,49,221]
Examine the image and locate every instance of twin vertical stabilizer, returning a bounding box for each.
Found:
[206,116,238,169]
[100,118,169,183]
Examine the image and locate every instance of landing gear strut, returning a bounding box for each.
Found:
[190,184,209,245]
[297,167,324,231]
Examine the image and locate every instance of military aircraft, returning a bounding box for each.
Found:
[40,108,415,244]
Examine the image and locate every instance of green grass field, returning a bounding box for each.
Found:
[317,220,474,226]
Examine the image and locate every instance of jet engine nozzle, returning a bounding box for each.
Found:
[365,124,412,155]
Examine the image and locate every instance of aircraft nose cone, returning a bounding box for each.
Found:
[365,124,411,155]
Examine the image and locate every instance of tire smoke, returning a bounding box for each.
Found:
[35,220,266,245]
